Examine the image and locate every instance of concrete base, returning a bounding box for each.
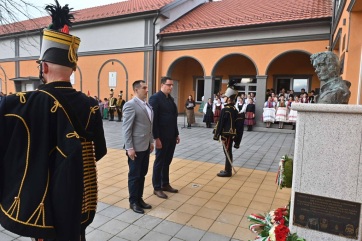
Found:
[290,103,362,241]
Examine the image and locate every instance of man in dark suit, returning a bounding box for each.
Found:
[149,76,180,199]
[122,80,154,214]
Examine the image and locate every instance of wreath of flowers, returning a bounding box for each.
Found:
[247,155,305,241]
[248,206,305,241]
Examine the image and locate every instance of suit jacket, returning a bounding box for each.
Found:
[149,91,179,140]
[122,97,153,152]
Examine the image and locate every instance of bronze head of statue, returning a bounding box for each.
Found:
[310,51,351,104]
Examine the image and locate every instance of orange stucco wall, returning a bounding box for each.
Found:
[159,40,328,78]
[4,52,146,99]
[331,0,362,104]
[158,40,328,110]
[77,52,145,101]
[0,61,16,94]
[344,11,362,104]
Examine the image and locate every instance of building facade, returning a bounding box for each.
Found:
[2,0,359,124]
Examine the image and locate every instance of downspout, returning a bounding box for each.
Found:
[152,11,161,94]
[329,0,337,50]
[153,37,162,94]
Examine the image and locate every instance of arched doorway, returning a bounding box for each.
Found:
[266,50,316,97]
[0,65,8,94]
[212,53,258,97]
[166,56,205,112]
[97,59,129,101]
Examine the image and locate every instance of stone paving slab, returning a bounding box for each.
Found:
[2,120,294,241]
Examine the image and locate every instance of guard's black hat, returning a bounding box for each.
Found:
[38,0,80,70]
[222,80,238,101]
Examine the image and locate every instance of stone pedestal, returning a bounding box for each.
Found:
[290,103,362,241]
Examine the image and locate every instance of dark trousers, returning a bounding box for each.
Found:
[116,108,122,121]
[223,136,233,173]
[153,137,176,190]
[109,107,115,120]
[128,148,150,204]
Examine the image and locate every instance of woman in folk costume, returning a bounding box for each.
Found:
[213,80,242,177]
[275,95,288,129]
[0,1,107,241]
[244,98,256,131]
[288,96,299,130]
[234,96,246,148]
[271,92,278,103]
[103,97,109,119]
[203,98,214,128]
[263,96,276,128]
[213,97,223,123]
[185,95,196,128]
[300,93,309,103]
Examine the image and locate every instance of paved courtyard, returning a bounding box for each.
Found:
[1,120,295,241]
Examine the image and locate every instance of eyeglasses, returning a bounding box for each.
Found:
[163,84,173,87]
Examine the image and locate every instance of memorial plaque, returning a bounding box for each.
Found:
[293,192,361,239]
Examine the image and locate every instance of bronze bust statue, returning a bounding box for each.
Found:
[310,51,351,104]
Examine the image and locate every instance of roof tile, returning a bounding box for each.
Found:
[0,0,173,35]
[160,0,332,35]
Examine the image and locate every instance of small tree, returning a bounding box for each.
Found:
[0,0,44,34]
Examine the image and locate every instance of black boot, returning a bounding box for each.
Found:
[217,170,232,177]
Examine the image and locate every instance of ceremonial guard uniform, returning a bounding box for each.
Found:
[213,80,243,177]
[108,90,117,121]
[0,1,107,240]
[116,91,126,122]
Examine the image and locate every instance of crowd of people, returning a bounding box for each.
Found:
[200,92,256,131]
[263,88,316,129]
[95,89,126,122]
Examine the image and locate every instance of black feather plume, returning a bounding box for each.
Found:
[45,0,74,31]
[227,79,237,89]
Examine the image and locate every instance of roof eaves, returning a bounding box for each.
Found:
[72,10,159,28]
[160,0,190,13]
[159,3,204,32]
[159,17,332,37]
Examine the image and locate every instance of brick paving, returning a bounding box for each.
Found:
[2,119,295,241]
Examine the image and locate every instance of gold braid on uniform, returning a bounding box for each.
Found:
[51,101,61,113]
[16,92,27,104]
[81,141,98,218]
[85,105,99,130]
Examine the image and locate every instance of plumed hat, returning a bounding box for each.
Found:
[38,0,80,70]
[223,79,238,101]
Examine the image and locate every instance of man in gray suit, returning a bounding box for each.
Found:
[122,80,154,214]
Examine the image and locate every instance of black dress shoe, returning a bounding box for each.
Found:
[217,170,232,177]
[153,190,168,199]
[130,203,144,214]
[162,184,178,193]
[139,199,152,209]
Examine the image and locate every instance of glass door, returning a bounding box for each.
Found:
[276,78,291,94]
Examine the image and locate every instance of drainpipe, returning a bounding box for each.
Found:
[152,11,161,94]
[153,37,162,94]
[329,0,337,50]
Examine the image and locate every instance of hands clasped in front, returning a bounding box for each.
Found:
[155,136,180,150]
